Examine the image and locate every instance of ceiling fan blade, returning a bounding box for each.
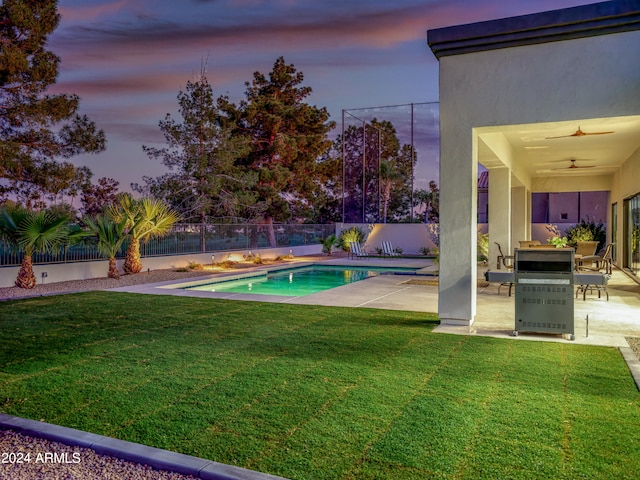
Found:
[545,126,614,139]
[545,133,574,139]
[541,158,596,164]
[550,159,598,170]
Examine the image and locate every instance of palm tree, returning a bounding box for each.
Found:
[83,214,128,279]
[0,206,69,288]
[110,194,180,274]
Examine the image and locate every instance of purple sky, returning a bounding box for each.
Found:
[49,0,598,192]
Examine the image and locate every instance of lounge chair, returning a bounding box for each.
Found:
[348,241,368,259]
[380,241,399,258]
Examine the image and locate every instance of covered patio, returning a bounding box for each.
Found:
[427,1,640,326]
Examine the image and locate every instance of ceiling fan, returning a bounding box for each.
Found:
[552,159,596,170]
[545,126,614,139]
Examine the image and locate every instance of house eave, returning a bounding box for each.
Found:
[427,0,640,59]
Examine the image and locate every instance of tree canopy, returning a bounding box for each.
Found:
[136,71,257,223]
[340,118,415,223]
[0,0,105,207]
[238,57,336,225]
[140,57,338,232]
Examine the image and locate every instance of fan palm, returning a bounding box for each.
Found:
[109,194,180,274]
[83,214,128,279]
[0,206,69,288]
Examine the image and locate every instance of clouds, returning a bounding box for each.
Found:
[48,0,597,190]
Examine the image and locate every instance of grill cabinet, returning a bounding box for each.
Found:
[514,248,574,338]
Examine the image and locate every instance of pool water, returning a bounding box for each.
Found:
[184,265,416,297]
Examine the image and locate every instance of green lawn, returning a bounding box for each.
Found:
[1,292,639,479]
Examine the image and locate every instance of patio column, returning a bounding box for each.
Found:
[488,167,512,266]
[512,186,529,246]
[438,130,478,325]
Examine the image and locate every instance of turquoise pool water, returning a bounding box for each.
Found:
[183,265,416,297]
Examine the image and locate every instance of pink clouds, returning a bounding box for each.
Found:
[49,0,598,191]
[58,0,129,23]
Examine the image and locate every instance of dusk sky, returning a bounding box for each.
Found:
[49,0,598,192]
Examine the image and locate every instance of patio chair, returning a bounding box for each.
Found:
[575,243,613,300]
[494,242,514,295]
[495,242,514,270]
[348,241,369,259]
[574,241,599,271]
[579,243,613,275]
[380,241,400,258]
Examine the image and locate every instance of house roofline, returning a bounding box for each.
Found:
[427,0,640,59]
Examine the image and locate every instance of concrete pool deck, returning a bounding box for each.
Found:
[107,257,640,350]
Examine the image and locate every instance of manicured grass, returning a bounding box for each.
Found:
[1,292,639,479]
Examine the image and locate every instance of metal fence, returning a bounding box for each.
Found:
[0,224,335,267]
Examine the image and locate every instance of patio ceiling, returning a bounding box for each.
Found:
[477,115,640,179]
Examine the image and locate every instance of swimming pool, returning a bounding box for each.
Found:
[183,265,417,297]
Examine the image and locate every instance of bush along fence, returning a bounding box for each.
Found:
[0,223,335,267]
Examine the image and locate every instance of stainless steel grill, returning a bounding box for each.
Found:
[514,248,575,339]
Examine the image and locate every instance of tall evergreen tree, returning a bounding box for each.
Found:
[137,72,257,227]
[0,0,105,203]
[238,57,335,242]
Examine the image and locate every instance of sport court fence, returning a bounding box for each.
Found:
[342,102,439,224]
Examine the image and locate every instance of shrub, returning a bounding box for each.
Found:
[564,218,606,252]
[338,227,365,252]
[188,261,204,270]
[217,260,238,269]
[419,246,431,256]
[548,236,568,248]
[477,233,489,262]
[319,235,338,255]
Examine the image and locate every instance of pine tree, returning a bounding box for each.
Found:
[138,71,256,230]
[239,57,335,243]
[0,0,105,202]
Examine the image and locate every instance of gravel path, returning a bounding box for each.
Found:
[0,269,221,301]
[0,430,197,480]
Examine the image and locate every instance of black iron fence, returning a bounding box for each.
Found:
[0,224,335,267]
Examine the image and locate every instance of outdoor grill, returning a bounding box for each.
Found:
[514,248,575,339]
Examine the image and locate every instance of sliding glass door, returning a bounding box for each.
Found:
[624,194,640,277]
